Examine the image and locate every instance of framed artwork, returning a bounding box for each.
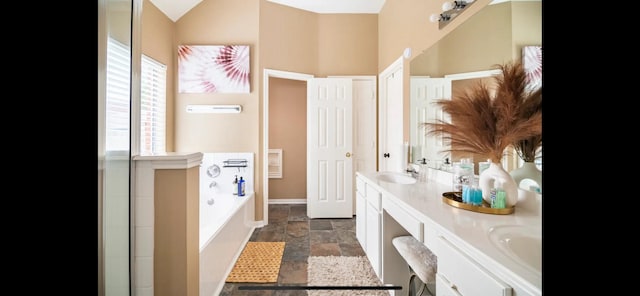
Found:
[522,46,542,92]
[178,45,250,93]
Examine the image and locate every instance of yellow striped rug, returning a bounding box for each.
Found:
[225,241,286,283]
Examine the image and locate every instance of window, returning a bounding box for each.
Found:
[140,55,166,154]
[105,38,131,151]
[105,37,167,154]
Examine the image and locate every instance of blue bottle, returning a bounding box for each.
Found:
[238,177,245,197]
[472,186,483,206]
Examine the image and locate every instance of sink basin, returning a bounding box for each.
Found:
[488,225,541,273]
[377,172,417,184]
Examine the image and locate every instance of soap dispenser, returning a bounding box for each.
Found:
[232,175,238,195]
[491,180,506,209]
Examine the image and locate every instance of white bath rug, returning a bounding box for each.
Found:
[307,256,389,296]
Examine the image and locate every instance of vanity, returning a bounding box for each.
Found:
[355,170,542,296]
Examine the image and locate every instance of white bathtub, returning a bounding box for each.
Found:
[199,192,255,296]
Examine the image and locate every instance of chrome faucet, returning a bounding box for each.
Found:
[405,165,420,179]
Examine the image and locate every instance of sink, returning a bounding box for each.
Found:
[377,172,417,184]
[488,225,541,273]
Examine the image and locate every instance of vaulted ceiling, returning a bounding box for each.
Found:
[150,0,387,22]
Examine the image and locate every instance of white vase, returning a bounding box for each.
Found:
[510,161,542,193]
[479,161,519,207]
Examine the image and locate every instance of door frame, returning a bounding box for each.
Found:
[378,56,404,172]
[262,69,314,224]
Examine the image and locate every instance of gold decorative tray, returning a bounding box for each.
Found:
[442,192,514,215]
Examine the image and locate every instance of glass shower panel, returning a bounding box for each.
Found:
[99,0,132,295]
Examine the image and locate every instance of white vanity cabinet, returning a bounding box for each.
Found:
[355,175,382,277]
[355,177,366,247]
[355,171,540,296]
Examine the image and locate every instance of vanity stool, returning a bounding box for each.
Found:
[392,236,437,296]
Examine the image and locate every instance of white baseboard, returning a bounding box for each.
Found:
[251,220,266,228]
[268,198,307,204]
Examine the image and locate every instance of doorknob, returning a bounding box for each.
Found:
[346,152,351,157]
[383,153,390,158]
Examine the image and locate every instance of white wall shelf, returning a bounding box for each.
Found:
[268,149,283,178]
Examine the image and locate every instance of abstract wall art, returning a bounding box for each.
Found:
[522,45,542,92]
[178,45,250,93]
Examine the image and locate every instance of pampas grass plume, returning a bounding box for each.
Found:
[422,61,542,163]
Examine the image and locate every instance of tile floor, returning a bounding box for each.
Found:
[220,204,376,296]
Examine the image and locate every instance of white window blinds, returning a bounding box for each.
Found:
[105,38,131,152]
[140,55,167,154]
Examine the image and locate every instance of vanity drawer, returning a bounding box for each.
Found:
[365,183,382,211]
[383,198,423,242]
[436,274,462,296]
[437,236,512,296]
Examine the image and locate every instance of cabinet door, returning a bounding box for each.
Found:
[366,202,381,277]
[355,190,366,248]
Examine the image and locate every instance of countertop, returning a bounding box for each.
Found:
[356,170,542,295]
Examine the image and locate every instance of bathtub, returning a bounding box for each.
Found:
[199,192,255,296]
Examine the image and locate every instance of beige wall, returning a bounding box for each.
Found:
[154,167,199,296]
[258,3,379,78]
[173,0,260,154]
[511,1,543,58]
[141,0,509,221]
[259,1,318,74]
[316,14,378,76]
[268,78,307,199]
[172,0,263,218]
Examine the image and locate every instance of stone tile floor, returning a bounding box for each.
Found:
[220,204,372,296]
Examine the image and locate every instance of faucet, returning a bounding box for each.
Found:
[405,164,420,179]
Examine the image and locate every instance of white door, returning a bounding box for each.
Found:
[410,77,452,163]
[307,78,353,218]
[332,76,377,215]
[379,57,404,172]
[330,76,377,214]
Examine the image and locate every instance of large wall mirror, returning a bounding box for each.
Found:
[409,0,541,180]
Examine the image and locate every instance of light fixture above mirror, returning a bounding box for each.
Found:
[430,0,477,29]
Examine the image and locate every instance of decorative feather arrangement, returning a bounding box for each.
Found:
[514,134,542,162]
[422,61,542,164]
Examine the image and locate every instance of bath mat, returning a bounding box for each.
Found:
[226,241,286,283]
[307,256,389,296]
